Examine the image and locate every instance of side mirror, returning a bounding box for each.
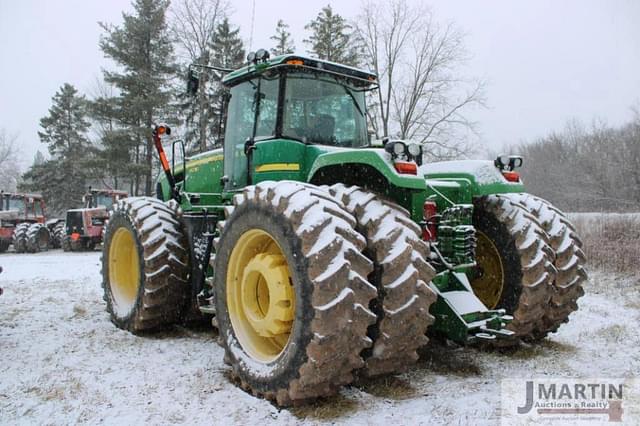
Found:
[187,68,200,95]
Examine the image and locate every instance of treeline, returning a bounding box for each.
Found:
[518,110,640,212]
[15,0,482,213]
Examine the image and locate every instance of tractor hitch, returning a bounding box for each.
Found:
[429,270,516,344]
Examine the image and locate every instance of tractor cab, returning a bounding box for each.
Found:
[83,189,127,210]
[185,52,391,192]
[221,53,375,191]
[0,192,45,222]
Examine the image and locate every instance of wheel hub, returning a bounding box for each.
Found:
[241,254,294,337]
[470,230,504,309]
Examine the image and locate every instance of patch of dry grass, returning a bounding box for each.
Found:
[569,213,640,273]
[595,324,629,344]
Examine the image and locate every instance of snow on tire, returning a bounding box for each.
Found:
[507,194,587,336]
[214,181,377,406]
[26,223,50,253]
[101,197,190,333]
[473,194,557,340]
[328,184,437,377]
[12,223,29,253]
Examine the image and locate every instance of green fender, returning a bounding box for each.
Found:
[420,160,526,208]
[306,147,427,190]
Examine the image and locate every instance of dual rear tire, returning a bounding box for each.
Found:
[214,182,438,404]
[12,223,50,253]
[470,194,586,340]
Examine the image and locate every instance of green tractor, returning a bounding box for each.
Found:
[101,51,586,406]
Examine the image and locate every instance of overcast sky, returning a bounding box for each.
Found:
[1,0,638,169]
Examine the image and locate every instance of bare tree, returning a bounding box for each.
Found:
[355,0,485,160]
[517,115,640,212]
[170,0,228,152]
[0,129,20,191]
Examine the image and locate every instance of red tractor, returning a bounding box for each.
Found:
[0,192,57,253]
[62,189,128,251]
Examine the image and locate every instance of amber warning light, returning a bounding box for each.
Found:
[502,171,520,182]
[394,161,418,175]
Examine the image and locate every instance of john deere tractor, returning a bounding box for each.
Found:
[101,51,586,406]
[62,188,128,252]
[0,191,58,253]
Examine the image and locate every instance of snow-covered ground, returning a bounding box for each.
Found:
[0,251,638,425]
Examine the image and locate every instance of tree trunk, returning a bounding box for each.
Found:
[145,124,153,196]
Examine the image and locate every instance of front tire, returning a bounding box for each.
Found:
[101,197,190,332]
[214,182,377,406]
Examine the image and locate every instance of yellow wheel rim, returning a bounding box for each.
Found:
[227,229,295,363]
[471,230,504,309]
[108,227,141,314]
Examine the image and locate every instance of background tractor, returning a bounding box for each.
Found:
[0,191,60,253]
[101,51,586,406]
[62,188,128,252]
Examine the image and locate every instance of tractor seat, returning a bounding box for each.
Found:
[310,114,335,144]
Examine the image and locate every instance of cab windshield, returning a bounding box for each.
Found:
[6,197,25,214]
[93,194,114,208]
[283,72,368,147]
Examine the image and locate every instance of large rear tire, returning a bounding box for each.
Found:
[0,239,9,253]
[12,223,29,253]
[101,197,190,333]
[214,182,377,406]
[26,223,50,253]
[328,184,437,377]
[471,194,557,340]
[506,194,587,336]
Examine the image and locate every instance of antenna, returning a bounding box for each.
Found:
[249,0,256,51]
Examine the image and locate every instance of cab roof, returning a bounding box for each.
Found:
[221,54,377,87]
[1,192,43,200]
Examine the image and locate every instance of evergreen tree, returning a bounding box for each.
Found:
[89,91,136,190]
[208,17,246,146]
[23,83,92,212]
[304,5,360,66]
[270,20,295,56]
[210,17,246,69]
[38,83,91,159]
[99,0,177,195]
